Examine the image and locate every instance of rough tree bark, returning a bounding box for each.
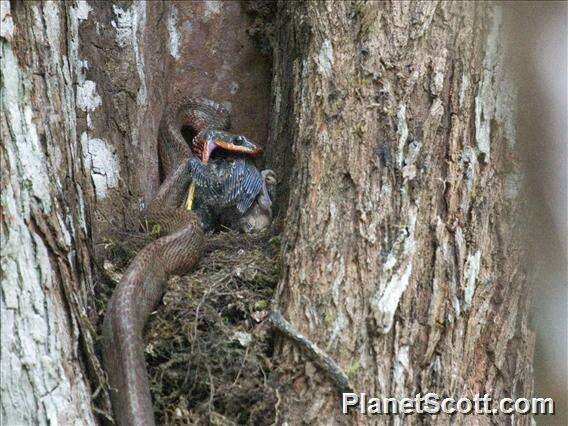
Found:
[1,1,98,423]
[266,1,534,425]
[1,0,174,422]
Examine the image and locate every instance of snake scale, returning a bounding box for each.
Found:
[102,97,272,425]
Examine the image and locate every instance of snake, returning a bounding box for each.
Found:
[101,97,274,426]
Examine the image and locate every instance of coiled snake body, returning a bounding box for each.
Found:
[102,98,272,425]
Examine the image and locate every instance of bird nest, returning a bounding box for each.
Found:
[97,229,281,425]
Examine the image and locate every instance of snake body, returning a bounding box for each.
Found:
[102,98,269,425]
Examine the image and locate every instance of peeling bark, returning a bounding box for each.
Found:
[266,2,533,424]
[77,0,170,243]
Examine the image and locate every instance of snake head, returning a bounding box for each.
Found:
[194,130,263,162]
[215,134,263,157]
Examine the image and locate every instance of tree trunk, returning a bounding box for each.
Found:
[1,1,97,423]
[1,0,173,422]
[266,1,534,424]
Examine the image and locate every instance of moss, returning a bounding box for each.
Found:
[253,300,269,311]
[346,360,361,380]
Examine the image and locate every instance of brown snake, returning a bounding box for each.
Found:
[101,98,271,425]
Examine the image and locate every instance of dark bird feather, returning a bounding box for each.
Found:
[188,155,263,230]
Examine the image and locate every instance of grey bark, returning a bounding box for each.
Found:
[1,0,170,422]
[1,1,97,424]
[265,1,534,425]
